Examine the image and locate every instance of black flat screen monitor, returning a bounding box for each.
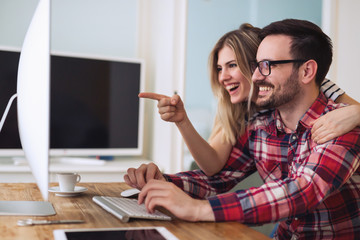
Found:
[0,48,144,157]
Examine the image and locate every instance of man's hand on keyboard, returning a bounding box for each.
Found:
[138,179,215,222]
[124,163,166,189]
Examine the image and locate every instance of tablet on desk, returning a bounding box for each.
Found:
[53,227,178,240]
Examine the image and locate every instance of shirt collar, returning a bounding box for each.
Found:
[274,92,328,134]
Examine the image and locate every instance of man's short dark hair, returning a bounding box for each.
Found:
[259,19,332,87]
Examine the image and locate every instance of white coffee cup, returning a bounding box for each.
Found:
[57,173,81,192]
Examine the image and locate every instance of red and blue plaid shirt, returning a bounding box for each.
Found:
[165,92,360,239]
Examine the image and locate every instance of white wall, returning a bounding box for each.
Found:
[51,0,138,58]
[323,0,360,102]
[137,0,186,173]
[0,0,138,58]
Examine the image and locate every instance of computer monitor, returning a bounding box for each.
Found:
[0,50,144,158]
[0,28,144,157]
[0,0,55,216]
[49,52,144,157]
[16,0,51,202]
[0,49,145,156]
[1,0,145,215]
[1,0,145,214]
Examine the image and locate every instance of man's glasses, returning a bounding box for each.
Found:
[250,59,307,76]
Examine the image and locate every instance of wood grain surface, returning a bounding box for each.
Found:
[0,182,271,240]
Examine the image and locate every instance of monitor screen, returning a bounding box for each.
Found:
[0,48,144,157]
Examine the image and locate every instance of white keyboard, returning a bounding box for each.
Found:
[92,196,172,223]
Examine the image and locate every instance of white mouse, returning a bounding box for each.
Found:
[120,188,140,198]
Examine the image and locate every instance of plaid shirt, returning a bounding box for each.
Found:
[165,92,360,239]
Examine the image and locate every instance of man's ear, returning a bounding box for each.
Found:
[301,59,317,84]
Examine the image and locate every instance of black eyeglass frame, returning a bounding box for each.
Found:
[250,59,307,76]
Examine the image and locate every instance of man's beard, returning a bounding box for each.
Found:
[255,70,301,109]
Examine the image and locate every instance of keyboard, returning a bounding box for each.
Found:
[92,196,172,223]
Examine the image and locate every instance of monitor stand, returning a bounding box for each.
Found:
[0,201,56,216]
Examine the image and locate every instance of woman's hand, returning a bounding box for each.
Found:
[312,105,360,144]
[138,180,215,222]
[124,163,166,189]
[139,92,187,123]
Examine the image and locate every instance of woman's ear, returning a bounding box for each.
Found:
[301,59,317,84]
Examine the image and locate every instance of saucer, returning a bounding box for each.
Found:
[48,186,88,197]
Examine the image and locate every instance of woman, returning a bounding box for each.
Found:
[139,23,360,176]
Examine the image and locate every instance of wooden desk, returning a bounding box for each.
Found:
[0,183,271,240]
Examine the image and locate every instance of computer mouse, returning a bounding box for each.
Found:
[120,188,140,198]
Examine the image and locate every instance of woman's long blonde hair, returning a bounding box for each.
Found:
[208,23,260,145]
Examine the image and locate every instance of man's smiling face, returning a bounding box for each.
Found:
[252,34,302,109]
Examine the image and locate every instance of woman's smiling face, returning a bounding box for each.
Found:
[217,45,251,104]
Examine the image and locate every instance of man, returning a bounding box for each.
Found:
[125,19,360,239]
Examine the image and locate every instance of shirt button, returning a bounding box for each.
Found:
[295,217,298,220]
[292,135,297,140]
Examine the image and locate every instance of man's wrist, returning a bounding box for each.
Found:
[195,200,215,221]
